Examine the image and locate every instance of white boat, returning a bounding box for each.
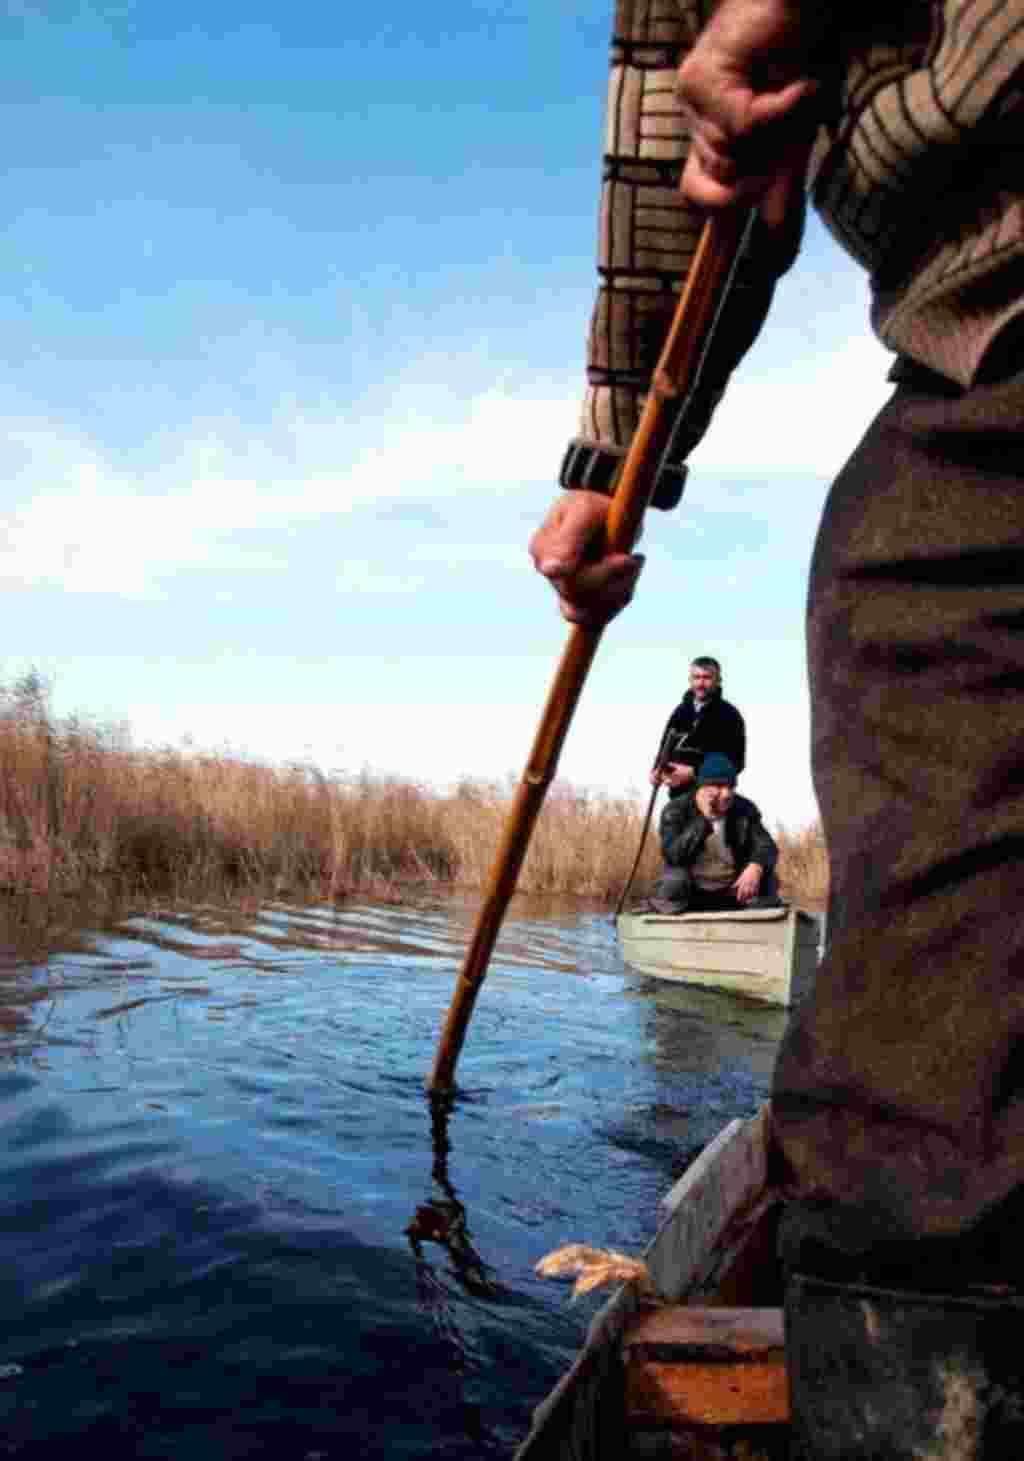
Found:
[616,905,821,1007]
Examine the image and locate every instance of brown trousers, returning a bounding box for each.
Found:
[773,361,1024,1455]
[774,360,1024,1265]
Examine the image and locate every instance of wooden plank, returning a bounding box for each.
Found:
[629,940,783,976]
[648,1108,771,1301]
[667,909,791,923]
[622,920,791,949]
[623,1307,788,1427]
[626,949,788,974]
[625,1305,784,1350]
[620,910,819,943]
[627,1359,788,1427]
[782,910,797,985]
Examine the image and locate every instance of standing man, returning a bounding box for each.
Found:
[529,2,1024,1453]
[652,655,746,798]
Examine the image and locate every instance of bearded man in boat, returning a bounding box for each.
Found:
[651,656,747,800]
[529,0,1024,1453]
[646,752,781,915]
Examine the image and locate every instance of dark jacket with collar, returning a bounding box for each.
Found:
[659,790,777,877]
[657,688,746,796]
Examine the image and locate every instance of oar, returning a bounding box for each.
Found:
[613,723,676,919]
[428,208,751,1094]
[615,720,705,916]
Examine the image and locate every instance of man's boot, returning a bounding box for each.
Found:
[786,1272,1024,1458]
[642,866,694,915]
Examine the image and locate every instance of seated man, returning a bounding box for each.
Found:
[647,753,782,915]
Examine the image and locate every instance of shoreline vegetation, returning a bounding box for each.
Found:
[0,674,829,919]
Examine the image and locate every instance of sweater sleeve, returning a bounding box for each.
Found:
[559,0,786,511]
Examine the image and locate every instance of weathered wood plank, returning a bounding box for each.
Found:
[631,941,784,977]
[625,1306,784,1349]
[649,1108,771,1302]
[627,1360,788,1427]
[631,921,791,944]
[623,1306,788,1426]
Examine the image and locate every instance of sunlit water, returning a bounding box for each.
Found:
[0,894,788,1458]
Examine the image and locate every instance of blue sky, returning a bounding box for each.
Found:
[4,0,893,828]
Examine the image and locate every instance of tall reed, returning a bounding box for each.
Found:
[0,674,828,911]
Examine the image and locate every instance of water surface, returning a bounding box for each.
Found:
[0,894,786,1457]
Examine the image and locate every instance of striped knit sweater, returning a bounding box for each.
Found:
[561,0,1024,509]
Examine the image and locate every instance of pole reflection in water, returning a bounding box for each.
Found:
[406,1091,499,1331]
[403,1089,506,1455]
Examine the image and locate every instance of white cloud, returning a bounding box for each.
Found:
[0,308,891,599]
[0,379,577,597]
[0,432,290,596]
[331,383,576,503]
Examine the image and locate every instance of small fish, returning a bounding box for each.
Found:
[534,1243,655,1300]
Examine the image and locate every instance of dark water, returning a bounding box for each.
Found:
[0,895,787,1458]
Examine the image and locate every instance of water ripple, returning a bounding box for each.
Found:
[0,892,783,1457]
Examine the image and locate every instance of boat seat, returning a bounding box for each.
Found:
[622,1305,788,1452]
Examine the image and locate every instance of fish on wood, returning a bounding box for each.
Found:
[535,1243,656,1301]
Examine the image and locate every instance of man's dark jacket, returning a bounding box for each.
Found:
[659,790,777,876]
[657,688,746,796]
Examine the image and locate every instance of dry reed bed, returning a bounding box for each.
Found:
[0,677,828,910]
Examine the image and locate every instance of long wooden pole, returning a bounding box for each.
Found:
[429,209,750,1093]
[613,722,676,919]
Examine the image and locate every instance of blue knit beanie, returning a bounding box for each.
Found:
[696,753,738,787]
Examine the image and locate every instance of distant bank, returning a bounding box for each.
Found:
[0,672,828,920]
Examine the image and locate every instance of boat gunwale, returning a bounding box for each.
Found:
[514,1107,778,1459]
[617,907,814,927]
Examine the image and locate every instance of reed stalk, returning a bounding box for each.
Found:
[0,673,828,912]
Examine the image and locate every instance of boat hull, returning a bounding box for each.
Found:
[515,1107,785,1459]
[616,905,820,1007]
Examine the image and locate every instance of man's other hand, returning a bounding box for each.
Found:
[662,763,696,791]
[677,0,826,265]
[529,490,644,628]
[733,863,764,904]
